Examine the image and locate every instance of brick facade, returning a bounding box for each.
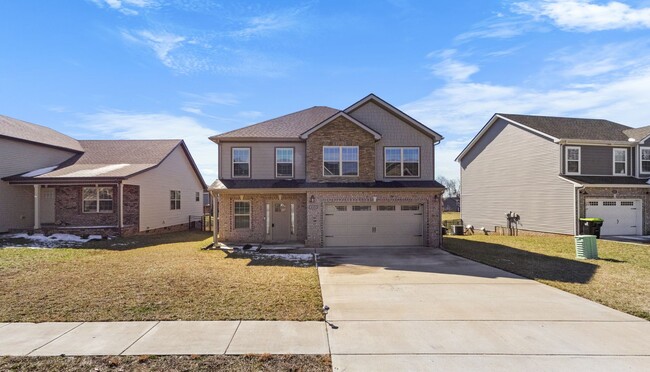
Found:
[305,191,442,248]
[218,193,308,243]
[578,187,650,234]
[305,116,376,182]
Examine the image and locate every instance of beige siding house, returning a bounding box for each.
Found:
[209,94,445,248]
[1,115,206,236]
[458,114,650,236]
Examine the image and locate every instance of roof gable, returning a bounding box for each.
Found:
[0,115,83,152]
[299,112,381,140]
[344,94,443,141]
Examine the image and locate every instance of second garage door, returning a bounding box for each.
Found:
[585,199,642,236]
[323,203,424,246]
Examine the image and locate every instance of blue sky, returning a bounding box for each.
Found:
[2,0,650,182]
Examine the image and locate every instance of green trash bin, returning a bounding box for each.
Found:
[575,235,598,259]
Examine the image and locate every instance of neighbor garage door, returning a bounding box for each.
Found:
[585,199,642,236]
[323,203,424,246]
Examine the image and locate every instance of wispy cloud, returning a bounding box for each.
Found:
[75,111,218,180]
[180,92,240,118]
[513,0,650,31]
[455,13,544,41]
[427,49,479,82]
[231,7,306,39]
[91,0,157,16]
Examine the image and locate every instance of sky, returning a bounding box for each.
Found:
[2,0,650,183]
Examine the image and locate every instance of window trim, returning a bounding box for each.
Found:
[384,147,421,178]
[612,148,627,176]
[232,147,251,178]
[274,147,295,178]
[82,186,114,214]
[322,146,359,177]
[170,190,181,210]
[233,200,251,229]
[565,146,581,175]
[640,146,650,174]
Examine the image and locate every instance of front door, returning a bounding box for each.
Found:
[271,202,291,243]
[40,188,56,224]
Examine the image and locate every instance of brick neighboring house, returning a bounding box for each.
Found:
[457,113,650,236]
[0,115,207,236]
[208,94,445,248]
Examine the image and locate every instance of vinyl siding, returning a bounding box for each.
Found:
[0,137,77,232]
[125,146,204,231]
[460,119,576,234]
[219,142,306,179]
[347,101,435,180]
[567,145,632,176]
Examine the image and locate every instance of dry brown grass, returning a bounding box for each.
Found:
[442,211,461,222]
[0,231,323,322]
[444,235,650,320]
[0,355,331,371]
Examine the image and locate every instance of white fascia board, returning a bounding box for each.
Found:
[557,175,583,187]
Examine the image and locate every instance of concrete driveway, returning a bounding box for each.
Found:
[317,247,650,372]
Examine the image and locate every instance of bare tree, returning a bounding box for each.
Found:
[436,176,460,198]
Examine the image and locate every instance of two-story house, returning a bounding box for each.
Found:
[457,113,650,237]
[208,94,445,247]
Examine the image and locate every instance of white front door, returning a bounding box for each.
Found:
[585,199,642,236]
[40,187,56,224]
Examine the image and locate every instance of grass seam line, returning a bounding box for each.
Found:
[313,250,333,356]
[27,321,85,356]
[224,320,242,354]
[119,321,160,355]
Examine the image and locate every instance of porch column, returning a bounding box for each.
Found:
[119,183,124,230]
[212,191,218,246]
[33,184,41,229]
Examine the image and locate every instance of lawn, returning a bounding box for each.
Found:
[442,211,460,222]
[0,231,323,322]
[444,235,650,320]
[0,355,331,371]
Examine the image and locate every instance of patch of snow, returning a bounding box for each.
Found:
[64,164,130,177]
[0,233,103,248]
[21,166,58,177]
[245,251,314,266]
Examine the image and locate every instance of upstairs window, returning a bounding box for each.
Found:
[170,190,181,210]
[385,147,420,177]
[613,148,627,175]
[232,148,250,177]
[275,148,294,178]
[83,187,113,213]
[641,147,650,173]
[565,146,580,174]
[323,146,358,176]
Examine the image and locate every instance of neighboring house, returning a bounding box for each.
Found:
[0,115,206,236]
[457,113,650,236]
[443,196,460,212]
[208,94,445,247]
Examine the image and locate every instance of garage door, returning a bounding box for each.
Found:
[323,203,424,246]
[585,199,642,236]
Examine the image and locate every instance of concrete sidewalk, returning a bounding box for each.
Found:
[0,321,328,356]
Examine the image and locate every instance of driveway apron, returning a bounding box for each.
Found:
[317,247,650,372]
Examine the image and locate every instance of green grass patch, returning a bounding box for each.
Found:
[443,235,650,320]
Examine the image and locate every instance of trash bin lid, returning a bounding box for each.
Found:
[580,218,604,222]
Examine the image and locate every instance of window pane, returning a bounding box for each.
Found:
[403,148,419,162]
[567,148,579,161]
[99,200,113,212]
[323,147,340,161]
[83,188,96,200]
[643,149,650,160]
[276,163,293,177]
[276,148,293,163]
[567,161,579,173]
[614,162,626,174]
[171,200,176,210]
[401,205,420,211]
[614,150,626,162]
[385,148,401,162]
[324,162,340,175]
[342,147,358,161]
[234,215,250,229]
[233,148,249,162]
[233,163,249,176]
[352,205,371,211]
[98,187,113,199]
[234,201,250,214]
[643,162,650,173]
[83,200,97,213]
[403,162,419,176]
[342,161,358,175]
[377,205,395,211]
[386,162,401,176]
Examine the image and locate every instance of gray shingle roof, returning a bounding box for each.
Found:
[623,125,650,141]
[210,106,339,140]
[0,115,83,152]
[210,179,444,190]
[499,113,632,141]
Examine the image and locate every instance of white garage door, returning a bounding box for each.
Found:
[323,203,424,246]
[585,199,642,236]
